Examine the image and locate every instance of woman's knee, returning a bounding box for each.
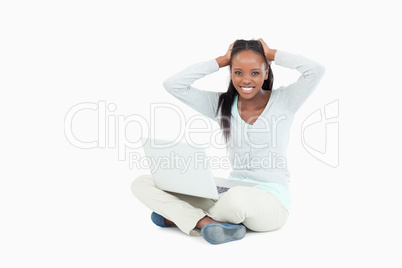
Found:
[244,208,289,232]
[217,187,289,231]
[211,186,252,220]
[130,174,154,198]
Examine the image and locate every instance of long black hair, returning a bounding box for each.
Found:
[216,39,274,143]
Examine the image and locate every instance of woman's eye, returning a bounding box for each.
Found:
[252,72,260,75]
[235,71,242,75]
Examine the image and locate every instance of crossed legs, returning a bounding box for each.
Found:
[131,175,288,236]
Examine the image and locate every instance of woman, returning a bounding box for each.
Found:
[131,39,325,244]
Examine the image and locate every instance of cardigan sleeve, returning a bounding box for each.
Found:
[163,59,221,120]
[274,50,326,113]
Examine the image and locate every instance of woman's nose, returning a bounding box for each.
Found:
[242,74,253,84]
[242,78,251,84]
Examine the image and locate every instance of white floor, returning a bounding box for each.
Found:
[2,135,401,268]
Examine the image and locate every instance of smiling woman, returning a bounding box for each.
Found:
[216,39,276,141]
[131,38,326,245]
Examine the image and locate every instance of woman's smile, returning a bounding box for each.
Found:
[240,86,255,93]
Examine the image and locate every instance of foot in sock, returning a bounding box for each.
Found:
[151,212,176,227]
[201,222,246,245]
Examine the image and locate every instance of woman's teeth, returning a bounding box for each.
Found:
[241,87,253,92]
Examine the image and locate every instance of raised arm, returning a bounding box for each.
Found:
[163,60,220,119]
[163,42,235,119]
[259,38,326,113]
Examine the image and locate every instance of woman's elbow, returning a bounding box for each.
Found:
[319,63,326,74]
[163,77,175,92]
[314,63,326,79]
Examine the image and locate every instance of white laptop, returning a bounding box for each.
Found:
[140,138,259,200]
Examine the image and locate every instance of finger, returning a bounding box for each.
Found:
[229,41,235,50]
[259,39,270,54]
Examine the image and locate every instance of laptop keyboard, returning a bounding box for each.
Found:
[216,186,230,194]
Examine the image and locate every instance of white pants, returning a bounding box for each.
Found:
[131,174,289,236]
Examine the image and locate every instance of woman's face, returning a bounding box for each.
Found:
[230,50,269,101]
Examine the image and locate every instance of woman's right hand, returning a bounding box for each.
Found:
[216,41,235,68]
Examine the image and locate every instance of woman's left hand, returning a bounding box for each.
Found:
[258,38,277,63]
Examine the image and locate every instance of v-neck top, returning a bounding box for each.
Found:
[163,50,326,213]
[232,93,275,129]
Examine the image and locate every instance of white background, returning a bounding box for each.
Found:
[1,0,401,267]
